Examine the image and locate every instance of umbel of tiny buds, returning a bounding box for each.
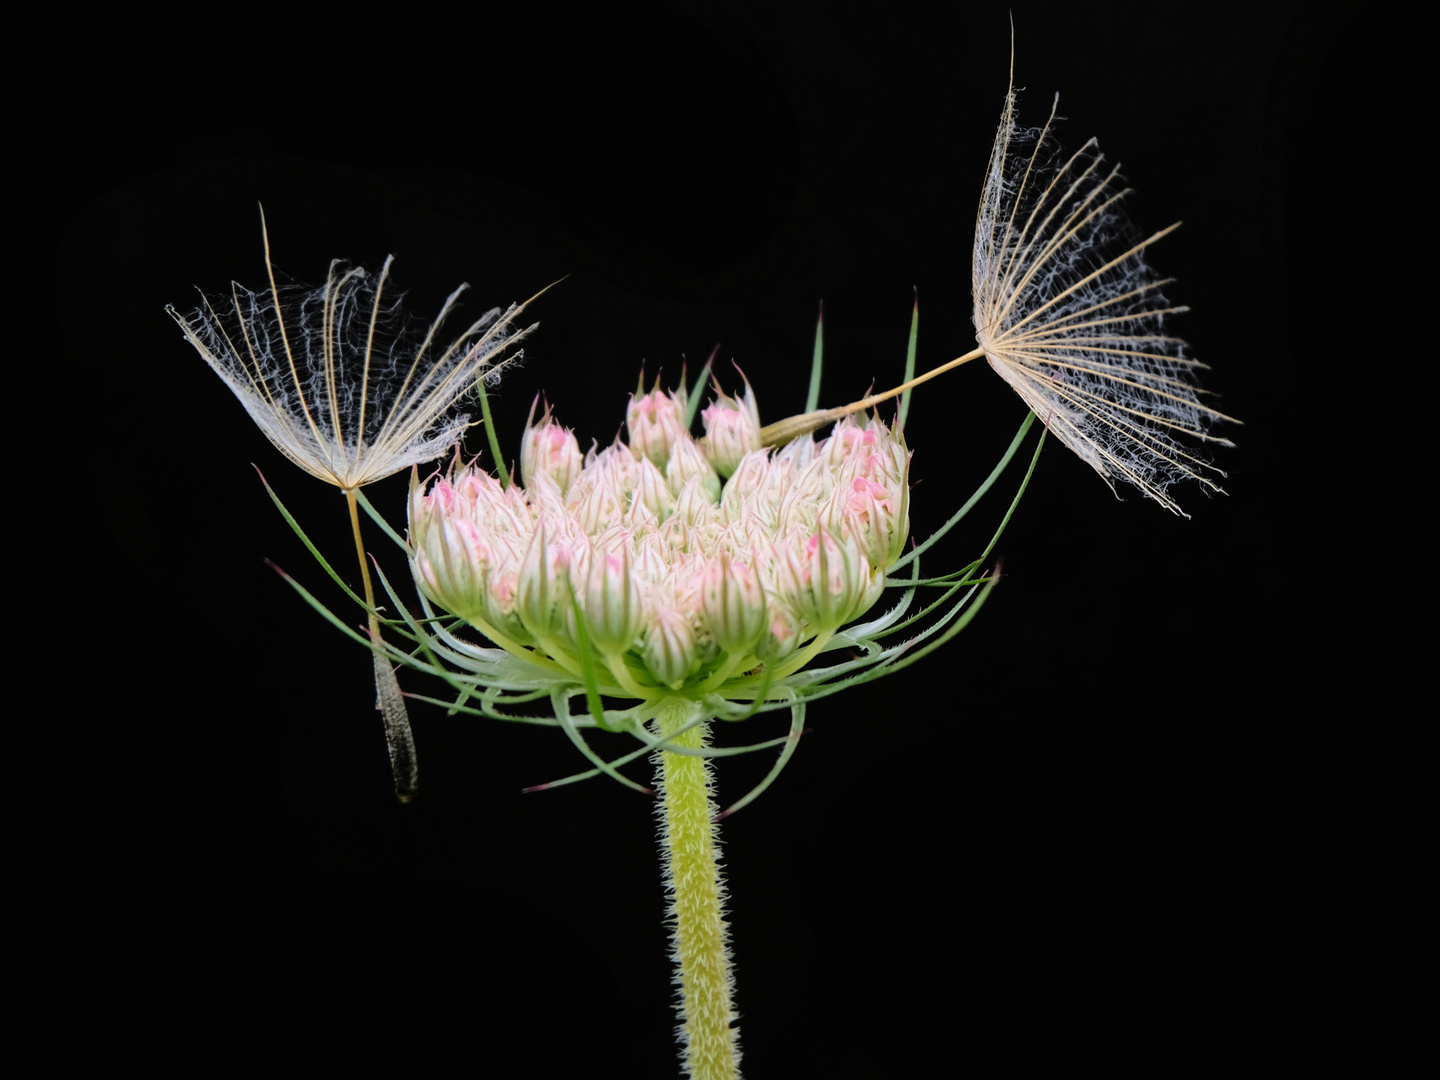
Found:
[410,381,910,698]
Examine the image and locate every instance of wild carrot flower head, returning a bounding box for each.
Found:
[272,306,1039,812]
[972,89,1235,516]
[167,218,535,491]
[409,382,912,699]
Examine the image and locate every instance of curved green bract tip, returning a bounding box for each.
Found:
[898,295,918,430]
[475,371,508,489]
[804,301,824,414]
[890,410,1037,573]
[684,351,716,431]
[715,701,805,821]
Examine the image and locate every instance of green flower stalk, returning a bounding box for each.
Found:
[654,695,736,1078]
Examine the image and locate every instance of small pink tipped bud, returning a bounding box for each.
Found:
[482,564,534,645]
[824,418,911,570]
[831,476,906,569]
[776,527,870,630]
[410,470,491,621]
[700,552,767,657]
[700,381,761,478]
[632,457,678,524]
[643,603,698,689]
[516,521,581,638]
[753,596,802,663]
[521,399,584,494]
[584,546,645,654]
[413,513,492,622]
[821,416,878,469]
[627,389,688,466]
[665,435,722,502]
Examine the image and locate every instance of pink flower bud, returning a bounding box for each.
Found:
[831,475,907,570]
[516,521,581,639]
[775,527,870,630]
[482,563,534,645]
[520,399,584,494]
[410,470,488,619]
[753,596,802,663]
[665,435,721,502]
[627,389,688,466]
[584,546,645,654]
[412,508,492,622]
[700,381,761,478]
[821,416,878,469]
[631,456,677,524]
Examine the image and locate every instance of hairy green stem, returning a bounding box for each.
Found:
[654,697,739,1080]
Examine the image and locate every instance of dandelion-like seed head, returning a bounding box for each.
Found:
[972,89,1236,516]
[168,213,537,491]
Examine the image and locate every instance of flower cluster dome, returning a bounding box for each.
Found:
[409,382,911,697]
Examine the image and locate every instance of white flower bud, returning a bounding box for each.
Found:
[778,456,836,535]
[669,476,717,535]
[573,467,627,536]
[719,449,773,523]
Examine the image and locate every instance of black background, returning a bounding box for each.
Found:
[47,2,1351,1074]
